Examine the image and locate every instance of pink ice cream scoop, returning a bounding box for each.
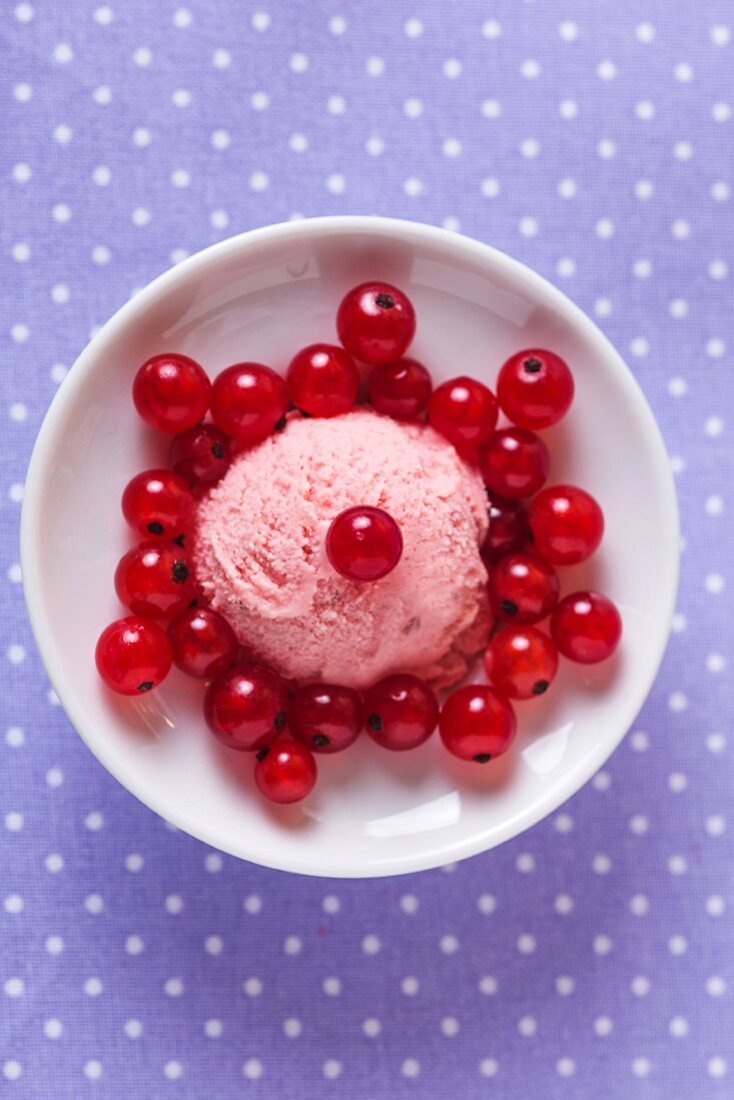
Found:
[194,410,491,690]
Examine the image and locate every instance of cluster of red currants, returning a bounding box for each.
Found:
[95,279,621,805]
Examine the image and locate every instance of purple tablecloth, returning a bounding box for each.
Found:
[2,2,732,1096]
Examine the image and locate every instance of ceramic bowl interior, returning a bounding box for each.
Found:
[22,217,678,877]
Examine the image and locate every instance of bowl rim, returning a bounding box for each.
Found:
[20,215,680,877]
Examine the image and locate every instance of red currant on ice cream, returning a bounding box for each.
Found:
[439,685,517,763]
[290,682,363,753]
[204,663,289,751]
[484,625,559,700]
[364,674,439,751]
[168,606,238,679]
[480,427,550,500]
[481,496,531,566]
[528,484,604,565]
[95,615,172,695]
[337,282,416,365]
[497,348,574,430]
[132,353,211,434]
[287,343,360,418]
[488,551,560,624]
[211,363,288,447]
[326,506,403,582]
[429,376,498,452]
[170,423,232,487]
[121,469,195,540]
[367,358,432,420]
[254,740,317,804]
[114,541,196,620]
[551,591,622,664]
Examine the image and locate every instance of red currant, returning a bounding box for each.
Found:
[439,685,516,763]
[132,353,211,434]
[121,469,195,541]
[114,541,196,620]
[488,551,560,624]
[484,625,558,700]
[95,615,172,695]
[497,348,574,430]
[428,376,498,452]
[167,606,238,679]
[287,343,359,418]
[551,591,622,664]
[337,282,416,365]
[170,424,232,488]
[528,485,604,565]
[326,506,403,582]
[480,428,550,500]
[290,682,362,753]
[204,663,288,751]
[363,674,438,751]
[254,740,317,804]
[367,358,432,420]
[210,363,288,447]
[481,496,530,566]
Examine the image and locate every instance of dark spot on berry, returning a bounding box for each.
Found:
[312,733,329,748]
[147,521,165,536]
[211,442,225,459]
[137,681,154,693]
[368,713,382,732]
[274,414,288,433]
[500,599,518,616]
[274,710,287,732]
[532,680,550,696]
[173,534,186,548]
[525,526,534,543]
[188,598,199,608]
[255,746,269,762]
[375,292,395,309]
[171,560,189,584]
[296,407,312,419]
[523,357,542,374]
[473,753,492,764]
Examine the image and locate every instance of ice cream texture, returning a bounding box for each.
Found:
[194,410,490,690]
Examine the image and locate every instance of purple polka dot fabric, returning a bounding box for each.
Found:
[2,1,732,1096]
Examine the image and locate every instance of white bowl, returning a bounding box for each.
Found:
[21,216,678,878]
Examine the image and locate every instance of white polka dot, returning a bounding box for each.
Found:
[631,337,650,358]
[558,258,576,276]
[671,612,687,632]
[251,10,269,31]
[675,61,694,82]
[362,1017,381,1037]
[631,1057,651,1078]
[204,1019,221,1038]
[132,127,151,147]
[328,14,346,35]
[15,3,34,22]
[362,934,381,955]
[520,59,540,78]
[482,19,502,39]
[323,1059,343,1079]
[594,297,612,317]
[593,853,612,874]
[668,855,688,875]
[481,178,500,198]
[707,895,726,916]
[707,975,726,996]
[84,894,104,914]
[164,1061,182,1080]
[93,85,112,105]
[667,1015,688,1037]
[403,177,424,197]
[4,978,23,997]
[327,94,346,114]
[443,138,462,157]
[706,573,725,594]
[93,6,113,24]
[326,173,345,195]
[171,169,190,188]
[672,219,691,239]
[172,88,192,109]
[558,20,578,40]
[557,1057,575,1077]
[630,894,649,916]
[713,101,732,122]
[125,934,144,955]
[633,258,652,278]
[91,245,111,265]
[596,218,615,239]
[517,933,536,955]
[284,935,302,955]
[674,140,693,161]
[442,58,462,79]
[282,1017,301,1038]
[401,976,419,996]
[519,138,540,158]
[211,129,230,150]
[635,100,656,120]
[440,1016,459,1037]
[711,23,731,44]
[635,179,654,199]
[3,1062,22,1081]
[12,163,32,183]
[53,42,73,63]
[556,975,575,995]
[631,975,651,996]
[594,1015,614,1036]
[8,483,24,503]
[519,216,538,237]
[249,171,269,191]
[43,1018,63,1038]
[401,1058,420,1078]
[706,814,726,836]
[708,1057,728,1078]
[365,135,384,156]
[243,977,262,996]
[10,324,29,344]
[13,83,33,103]
[597,60,617,80]
[635,21,656,42]
[707,337,726,358]
[46,766,63,787]
[404,18,423,37]
[557,178,577,199]
[559,99,578,119]
[44,853,64,873]
[555,894,574,915]
[707,732,726,752]
[244,894,261,914]
[670,455,686,474]
[209,210,229,230]
[125,1019,142,1039]
[250,91,269,110]
[593,934,613,955]
[593,770,612,788]
[479,975,498,995]
[173,6,191,27]
[440,934,459,954]
[597,139,616,159]
[479,1058,499,1077]
[477,893,497,915]
[518,1015,537,1037]
[365,56,385,77]
[84,977,102,995]
[243,1059,263,1080]
[164,978,183,997]
[212,48,231,68]
[668,691,688,712]
[709,259,728,280]
[323,977,341,996]
[481,99,501,118]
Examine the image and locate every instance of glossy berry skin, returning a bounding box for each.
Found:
[167,606,238,679]
[488,551,560,624]
[480,428,550,500]
[326,506,403,582]
[254,740,317,804]
[528,484,604,565]
[484,625,558,700]
[551,591,622,664]
[170,424,232,488]
[364,674,439,751]
[497,348,574,430]
[429,376,498,452]
[204,664,288,752]
[287,343,359,418]
[290,682,362,754]
[337,281,416,365]
[121,469,195,541]
[132,353,211,434]
[367,358,432,421]
[481,496,530,566]
[439,685,517,763]
[114,541,196,620]
[210,363,288,447]
[95,615,172,695]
